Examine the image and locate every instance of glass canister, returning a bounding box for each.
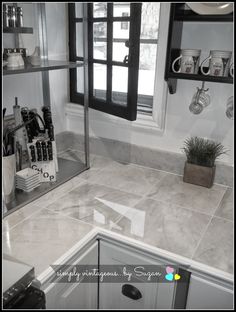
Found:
[16,7,23,27]
[3,4,10,27]
[8,6,16,27]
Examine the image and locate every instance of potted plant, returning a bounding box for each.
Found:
[182,136,227,188]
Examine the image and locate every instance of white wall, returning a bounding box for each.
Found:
[67,6,234,166]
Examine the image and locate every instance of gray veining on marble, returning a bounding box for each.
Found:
[147,174,227,215]
[110,198,211,258]
[56,132,233,187]
[2,203,42,233]
[214,188,233,221]
[90,161,167,196]
[31,175,84,207]
[2,208,94,276]
[131,144,186,175]
[58,149,86,163]
[46,182,142,222]
[193,217,234,273]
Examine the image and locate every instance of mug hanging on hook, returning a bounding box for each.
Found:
[189,81,210,115]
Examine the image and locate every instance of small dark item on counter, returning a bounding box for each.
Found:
[48,124,54,141]
[3,4,9,27]
[42,106,53,129]
[36,141,42,161]
[41,141,47,161]
[8,6,16,27]
[29,110,40,137]
[47,141,53,160]
[29,145,36,162]
[16,7,23,27]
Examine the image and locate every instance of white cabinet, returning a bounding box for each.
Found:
[186,274,233,309]
[99,240,176,309]
[43,241,98,309]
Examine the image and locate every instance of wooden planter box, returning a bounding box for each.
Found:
[183,162,216,188]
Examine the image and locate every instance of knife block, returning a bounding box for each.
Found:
[27,139,58,182]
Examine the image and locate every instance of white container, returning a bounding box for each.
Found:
[172,49,201,74]
[7,52,24,68]
[3,154,16,204]
[200,50,232,77]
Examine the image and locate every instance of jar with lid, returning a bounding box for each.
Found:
[3,4,9,27]
[8,6,16,27]
[16,7,23,27]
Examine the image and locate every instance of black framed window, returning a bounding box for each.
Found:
[69,2,142,121]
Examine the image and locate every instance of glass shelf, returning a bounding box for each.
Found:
[3,27,34,34]
[3,60,84,75]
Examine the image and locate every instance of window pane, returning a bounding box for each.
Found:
[75,3,83,18]
[113,3,130,17]
[113,21,129,39]
[140,2,160,40]
[76,23,83,57]
[93,2,107,18]
[112,66,128,106]
[112,42,129,63]
[76,66,84,94]
[93,64,107,100]
[93,22,107,60]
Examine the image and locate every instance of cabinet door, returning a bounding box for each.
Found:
[43,241,98,309]
[99,240,175,309]
[186,274,233,309]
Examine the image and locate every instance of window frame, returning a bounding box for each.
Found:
[68,3,142,121]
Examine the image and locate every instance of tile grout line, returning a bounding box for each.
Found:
[190,190,229,260]
[2,204,46,233]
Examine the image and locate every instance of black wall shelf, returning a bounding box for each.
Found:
[168,72,233,84]
[164,3,234,94]
[3,60,84,75]
[3,27,34,34]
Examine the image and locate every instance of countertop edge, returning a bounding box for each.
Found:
[35,227,233,286]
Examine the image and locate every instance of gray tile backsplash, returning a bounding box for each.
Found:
[56,131,233,187]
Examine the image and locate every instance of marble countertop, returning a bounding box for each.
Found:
[2,151,234,281]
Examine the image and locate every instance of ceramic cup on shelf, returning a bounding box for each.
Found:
[200,50,232,77]
[172,49,201,74]
[30,46,41,66]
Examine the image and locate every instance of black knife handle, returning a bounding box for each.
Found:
[36,141,42,161]
[47,141,53,160]
[121,284,142,300]
[41,141,47,161]
[48,124,54,141]
[29,145,36,162]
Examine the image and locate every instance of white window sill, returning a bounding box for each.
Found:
[66,103,165,134]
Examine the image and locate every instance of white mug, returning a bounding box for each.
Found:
[172,49,201,74]
[201,50,232,77]
[7,52,24,68]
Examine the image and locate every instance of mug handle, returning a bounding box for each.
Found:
[172,55,182,73]
[229,63,233,77]
[200,56,211,75]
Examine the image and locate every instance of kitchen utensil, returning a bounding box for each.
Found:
[172,49,201,74]
[201,50,232,77]
[186,3,233,15]
[189,82,210,115]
